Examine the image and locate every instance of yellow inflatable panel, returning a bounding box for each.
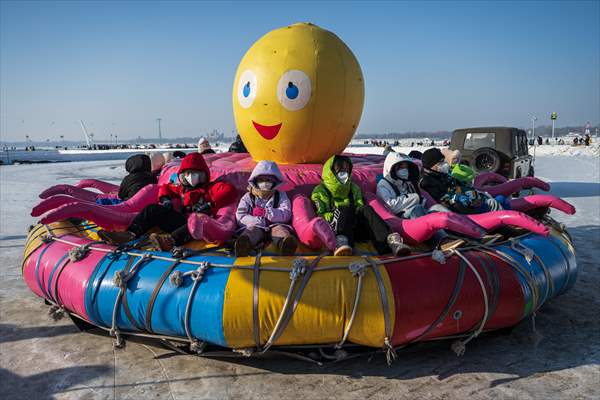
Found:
[223,255,395,348]
[23,221,80,267]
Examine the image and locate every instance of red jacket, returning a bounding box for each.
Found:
[158,153,237,215]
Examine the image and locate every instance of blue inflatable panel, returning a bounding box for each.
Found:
[84,251,233,347]
[496,232,578,314]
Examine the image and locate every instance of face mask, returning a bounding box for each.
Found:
[183,171,205,187]
[396,168,409,180]
[437,162,450,174]
[336,171,349,184]
[257,180,274,191]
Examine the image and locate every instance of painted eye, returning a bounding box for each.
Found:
[237,70,257,109]
[277,70,311,111]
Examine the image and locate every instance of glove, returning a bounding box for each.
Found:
[192,201,212,215]
[252,207,266,217]
[159,196,173,210]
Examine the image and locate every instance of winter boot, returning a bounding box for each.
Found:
[234,235,252,257]
[149,233,176,251]
[98,230,136,245]
[387,232,411,256]
[278,236,298,256]
[333,235,353,257]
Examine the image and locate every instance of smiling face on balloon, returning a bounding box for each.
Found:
[232,23,365,164]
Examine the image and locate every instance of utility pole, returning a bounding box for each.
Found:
[531,116,537,140]
[157,118,163,143]
[551,112,557,139]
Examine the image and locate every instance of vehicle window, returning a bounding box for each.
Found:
[464,132,496,150]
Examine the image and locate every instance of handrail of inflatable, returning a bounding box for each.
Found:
[474,172,508,188]
[187,204,237,244]
[510,194,576,215]
[31,185,159,217]
[39,184,118,201]
[365,194,484,244]
[40,202,136,231]
[75,179,119,193]
[291,195,337,251]
[482,177,550,197]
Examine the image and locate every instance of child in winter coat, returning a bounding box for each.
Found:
[234,161,298,257]
[441,149,475,185]
[312,155,409,257]
[377,152,464,250]
[118,154,157,201]
[99,153,237,251]
[419,148,503,214]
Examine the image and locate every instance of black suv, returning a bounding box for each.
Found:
[449,127,534,178]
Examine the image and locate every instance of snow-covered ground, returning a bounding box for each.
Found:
[0,150,598,399]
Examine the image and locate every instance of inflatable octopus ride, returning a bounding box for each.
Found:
[22,23,577,364]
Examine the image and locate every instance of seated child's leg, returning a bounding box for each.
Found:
[240,226,267,248]
[356,205,392,254]
[428,204,451,213]
[171,224,193,246]
[129,204,188,237]
[331,206,356,244]
[484,197,504,212]
[403,204,428,219]
[270,225,298,255]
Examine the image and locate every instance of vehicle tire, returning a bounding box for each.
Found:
[527,165,534,177]
[472,147,501,174]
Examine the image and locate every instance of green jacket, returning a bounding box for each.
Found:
[450,163,475,185]
[311,155,364,222]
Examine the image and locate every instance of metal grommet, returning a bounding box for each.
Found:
[453,310,463,320]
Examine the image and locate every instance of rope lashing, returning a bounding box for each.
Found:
[365,256,396,365]
[171,246,189,259]
[110,253,152,349]
[449,249,489,356]
[170,270,184,287]
[259,256,322,354]
[252,251,262,349]
[335,261,368,349]
[183,262,210,353]
[40,234,53,244]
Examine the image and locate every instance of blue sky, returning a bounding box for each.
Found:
[1,0,598,142]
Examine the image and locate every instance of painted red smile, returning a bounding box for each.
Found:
[252,120,282,140]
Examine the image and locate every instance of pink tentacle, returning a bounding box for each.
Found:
[39,184,104,201]
[510,194,576,215]
[292,195,336,251]
[467,210,549,236]
[474,172,508,188]
[481,177,550,197]
[75,179,119,193]
[40,203,136,231]
[187,205,237,244]
[31,195,98,217]
[365,194,483,244]
[109,185,159,212]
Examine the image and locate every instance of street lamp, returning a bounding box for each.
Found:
[531,116,537,140]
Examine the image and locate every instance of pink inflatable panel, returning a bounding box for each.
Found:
[291,195,336,250]
[187,204,238,244]
[75,179,119,194]
[22,236,113,320]
[41,203,136,231]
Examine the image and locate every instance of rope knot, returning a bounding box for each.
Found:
[348,262,368,277]
[113,270,127,289]
[191,262,210,282]
[451,340,466,356]
[170,270,183,287]
[384,337,397,365]
[171,246,187,259]
[432,249,446,264]
[48,305,64,321]
[189,340,206,354]
[41,234,53,243]
[68,244,90,262]
[290,257,308,280]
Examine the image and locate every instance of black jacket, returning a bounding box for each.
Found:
[228,135,248,153]
[419,168,454,203]
[118,154,157,200]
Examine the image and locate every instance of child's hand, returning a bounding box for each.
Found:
[252,207,266,217]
